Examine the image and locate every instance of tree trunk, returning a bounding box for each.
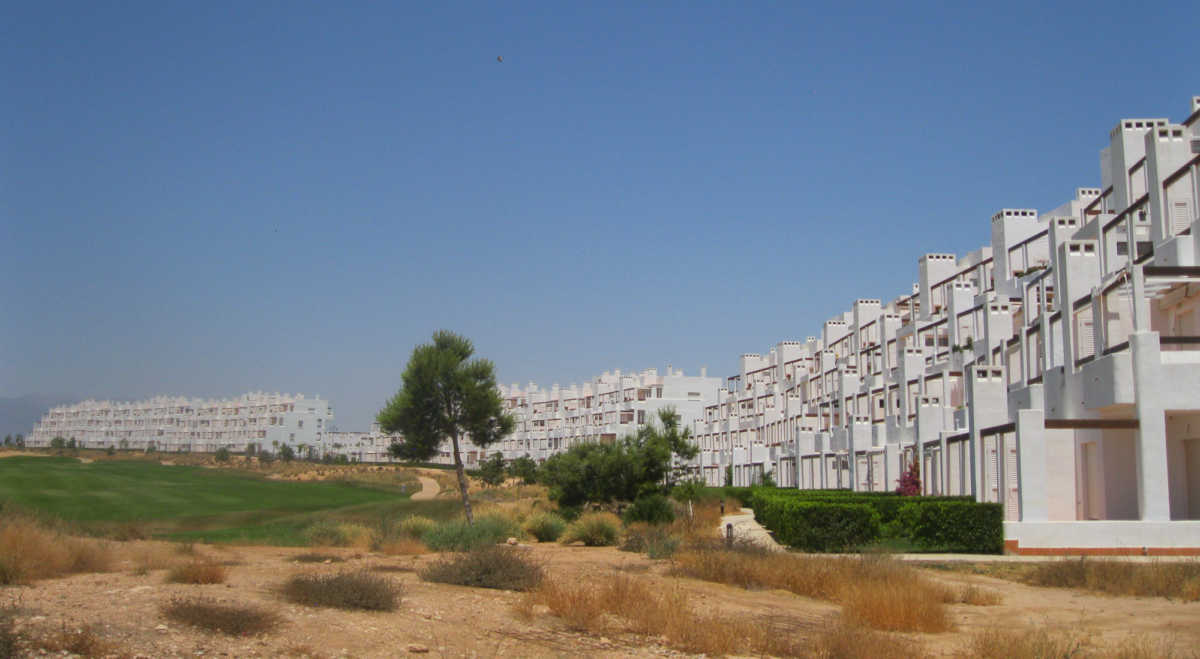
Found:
[451,434,474,524]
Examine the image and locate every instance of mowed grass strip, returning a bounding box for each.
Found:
[0,457,414,542]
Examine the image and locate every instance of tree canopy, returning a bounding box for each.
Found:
[538,407,698,508]
[378,330,513,522]
[477,452,507,487]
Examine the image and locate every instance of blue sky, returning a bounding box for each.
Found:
[1,1,1196,430]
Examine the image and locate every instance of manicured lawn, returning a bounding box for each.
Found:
[0,456,459,543]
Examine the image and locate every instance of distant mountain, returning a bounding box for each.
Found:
[0,394,78,437]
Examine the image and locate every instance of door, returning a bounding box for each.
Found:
[1005,435,1020,521]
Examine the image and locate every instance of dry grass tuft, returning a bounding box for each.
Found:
[0,604,19,659]
[671,548,952,633]
[280,570,401,611]
[963,627,1085,659]
[810,620,924,659]
[839,562,951,632]
[29,622,114,657]
[526,573,834,657]
[667,499,725,542]
[1025,558,1200,601]
[166,560,227,584]
[291,553,344,563]
[122,542,194,575]
[0,515,114,584]
[161,596,282,636]
[419,546,543,591]
[375,538,429,555]
[949,583,1002,606]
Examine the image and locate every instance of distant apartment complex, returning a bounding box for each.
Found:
[28,393,334,454]
[494,368,721,462]
[698,95,1200,553]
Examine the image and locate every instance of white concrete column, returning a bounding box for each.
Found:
[1015,408,1047,521]
[1130,331,1171,520]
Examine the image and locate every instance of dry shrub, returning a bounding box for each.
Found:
[672,548,952,633]
[166,560,227,584]
[667,498,725,541]
[949,583,1001,606]
[839,574,950,632]
[29,622,114,657]
[0,516,114,584]
[291,553,344,563]
[303,521,375,549]
[419,546,543,591]
[620,523,681,558]
[280,570,400,611]
[671,544,843,599]
[810,620,924,659]
[122,542,192,575]
[396,515,436,539]
[161,596,282,636]
[963,627,1084,659]
[0,604,18,659]
[1025,558,1200,601]
[375,538,428,555]
[1107,633,1198,659]
[526,574,814,656]
[107,521,148,541]
[527,578,604,631]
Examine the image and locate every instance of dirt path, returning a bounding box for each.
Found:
[410,475,440,501]
[719,507,785,552]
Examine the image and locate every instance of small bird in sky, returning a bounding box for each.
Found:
[496,55,503,63]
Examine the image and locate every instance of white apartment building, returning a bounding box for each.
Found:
[28,392,334,454]
[323,425,400,463]
[699,95,1200,554]
[494,367,721,463]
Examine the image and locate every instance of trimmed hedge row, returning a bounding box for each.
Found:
[735,487,1002,553]
[748,489,973,526]
[901,500,1004,553]
[754,497,881,552]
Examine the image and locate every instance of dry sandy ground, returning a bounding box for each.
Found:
[4,541,1199,658]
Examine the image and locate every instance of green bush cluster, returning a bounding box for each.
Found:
[622,494,675,525]
[748,489,1002,554]
[620,523,681,558]
[561,512,621,546]
[421,514,521,551]
[418,546,543,591]
[522,512,567,542]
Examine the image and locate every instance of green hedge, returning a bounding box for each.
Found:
[742,488,1001,554]
[900,501,1003,553]
[745,489,973,525]
[754,497,881,552]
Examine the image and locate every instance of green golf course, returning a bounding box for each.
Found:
[0,455,459,544]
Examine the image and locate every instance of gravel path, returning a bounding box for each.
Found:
[718,507,786,552]
[410,475,440,501]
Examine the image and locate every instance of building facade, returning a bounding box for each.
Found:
[495,367,721,463]
[697,95,1200,553]
[28,392,334,454]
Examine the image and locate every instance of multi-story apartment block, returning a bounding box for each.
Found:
[28,392,334,454]
[699,95,1200,554]
[495,367,721,463]
[323,425,399,463]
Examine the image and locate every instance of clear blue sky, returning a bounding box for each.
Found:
[2,1,1196,430]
